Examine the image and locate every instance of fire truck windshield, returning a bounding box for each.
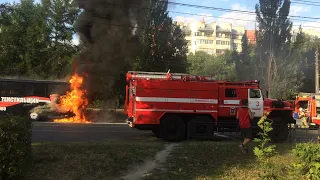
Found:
[298,100,308,109]
[249,89,261,98]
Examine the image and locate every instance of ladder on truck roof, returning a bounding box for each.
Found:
[127,71,216,82]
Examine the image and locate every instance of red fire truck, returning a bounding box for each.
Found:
[294,92,320,127]
[124,71,295,142]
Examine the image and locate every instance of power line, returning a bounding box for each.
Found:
[292,0,320,4]
[291,0,320,6]
[168,11,320,28]
[87,1,320,29]
[97,0,320,27]
[165,1,320,20]
[292,2,320,7]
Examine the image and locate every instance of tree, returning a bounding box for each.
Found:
[134,0,188,73]
[255,0,302,98]
[41,0,80,78]
[0,0,47,77]
[232,34,254,81]
[0,0,80,79]
[187,51,236,81]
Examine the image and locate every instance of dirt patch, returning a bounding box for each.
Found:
[121,143,180,180]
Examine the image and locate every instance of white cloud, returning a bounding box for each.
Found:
[217,3,256,29]
[172,3,256,29]
[174,12,215,23]
[290,5,310,16]
[170,2,318,32]
[294,20,320,32]
[72,34,80,45]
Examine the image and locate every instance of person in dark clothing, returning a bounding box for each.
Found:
[236,99,254,153]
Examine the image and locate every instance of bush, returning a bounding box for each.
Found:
[253,112,277,165]
[292,143,320,179]
[87,99,104,109]
[0,116,32,180]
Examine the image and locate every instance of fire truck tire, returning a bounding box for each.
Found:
[152,126,161,138]
[160,115,186,142]
[269,119,289,143]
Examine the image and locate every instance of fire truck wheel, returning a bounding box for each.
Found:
[160,115,186,142]
[269,119,289,143]
[152,126,161,138]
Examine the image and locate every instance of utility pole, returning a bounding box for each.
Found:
[316,44,319,93]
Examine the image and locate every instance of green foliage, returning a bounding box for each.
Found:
[253,112,277,164]
[187,51,237,80]
[135,0,188,73]
[253,0,304,97]
[87,99,105,109]
[0,0,80,79]
[291,143,320,179]
[233,34,256,81]
[0,116,32,180]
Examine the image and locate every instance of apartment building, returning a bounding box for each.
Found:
[291,28,320,42]
[176,20,245,55]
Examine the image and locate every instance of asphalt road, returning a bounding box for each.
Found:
[32,122,240,142]
[32,122,319,143]
[32,122,155,142]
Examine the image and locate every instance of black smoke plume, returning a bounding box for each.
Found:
[73,0,146,105]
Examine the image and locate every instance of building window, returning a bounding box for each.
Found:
[225,89,237,98]
[194,32,202,36]
[199,39,214,44]
[204,32,213,37]
[218,41,230,45]
[233,43,237,48]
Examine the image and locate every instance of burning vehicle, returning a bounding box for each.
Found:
[29,74,91,123]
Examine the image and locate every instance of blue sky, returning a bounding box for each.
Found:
[1,0,320,42]
[168,0,320,30]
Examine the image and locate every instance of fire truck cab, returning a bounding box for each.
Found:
[124,71,295,142]
[294,92,320,127]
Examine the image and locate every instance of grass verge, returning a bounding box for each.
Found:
[143,141,299,180]
[28,142,165,180]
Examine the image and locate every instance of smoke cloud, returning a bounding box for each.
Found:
[73,0,145,102]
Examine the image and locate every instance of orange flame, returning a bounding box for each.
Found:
[53,74,90,123]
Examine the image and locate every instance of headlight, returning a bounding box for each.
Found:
[30,113,39,120]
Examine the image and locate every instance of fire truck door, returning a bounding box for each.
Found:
[248,89,263,117]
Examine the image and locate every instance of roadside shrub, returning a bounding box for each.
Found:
[0,116,32,180]
[291,143,320,179]
[253,112,277,165]
[87,99,104,109]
